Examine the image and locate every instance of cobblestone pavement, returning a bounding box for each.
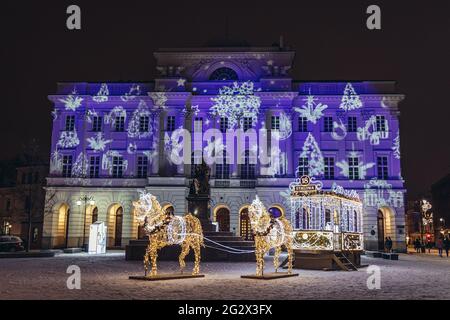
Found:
[0,252,449,300]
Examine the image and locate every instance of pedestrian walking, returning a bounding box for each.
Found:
[386,237,393,253]
[436,236,444,257]
[414,238,421,253]
[444,236,450,258]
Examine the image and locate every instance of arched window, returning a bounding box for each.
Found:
[209,67,238,81]
[295,209,300,229]
[303,208,309,229]
[354,210,358,232]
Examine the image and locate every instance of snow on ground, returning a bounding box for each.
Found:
[0,252,449,300]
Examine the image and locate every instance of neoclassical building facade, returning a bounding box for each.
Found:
[42,46,406,252]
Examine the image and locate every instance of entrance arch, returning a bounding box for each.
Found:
[239,207,253,241]
[215,207,230,232]
[55,203,70,248]
[107,204,124,247]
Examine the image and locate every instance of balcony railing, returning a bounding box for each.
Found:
[214,180,230,188]
[239,180,256,188]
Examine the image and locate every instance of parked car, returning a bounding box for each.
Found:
[0,236,25,252]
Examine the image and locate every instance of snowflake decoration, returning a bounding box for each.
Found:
[128,100,152,138]
[210,81,261,129]
[300,133,324,177]
[93,83,109,103]
[294,95,328,124]
[182,105,200,117]
[71,152,89,177]
[86,132,112,152]
[57,130,80,148]
[336,156,375,180]
[121,84,141,102]
[339,83,363,111]
[392,130,401,159]
[59,95,83,111]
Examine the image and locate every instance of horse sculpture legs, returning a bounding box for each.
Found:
[273,246,282,272]
[179,240,201,275]
[179,242,190,274]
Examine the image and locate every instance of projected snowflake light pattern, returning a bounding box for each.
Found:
[300,133,324,177]
[339,83,363,111]
[57,130,80,148]
[336,151,375,180]
[93,83,109,103]
[86,132,112,151]
[210,81,261,129]
[59,95,83,111]
[294,94,328,124]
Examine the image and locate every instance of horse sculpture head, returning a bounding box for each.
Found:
[133,191,167,234]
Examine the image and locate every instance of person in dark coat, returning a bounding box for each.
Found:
[444,236,450,258]
[413,238,421,253]
[436,236,444,257]
[387,237,393,253]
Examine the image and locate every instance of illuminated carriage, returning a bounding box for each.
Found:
[290,176,364,270]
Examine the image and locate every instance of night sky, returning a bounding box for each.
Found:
[1,0,449,199]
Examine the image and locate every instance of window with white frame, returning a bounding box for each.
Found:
[377,156,388,180]
[347,116,357,132]
[324,157,335,179]
[240,150,256,179]
[348,157,359,180]
[271,116,280,130]
[323,116,333,132]
[375,115,387,132]
[114,116,125,132]
[92,116,102,132]
[65,115,75,131]
[112,156,123,178]
[89,156,100,178]
[137,156,148,178]
[215,152,230,179]
[62,155,73,178]
[298,157,309,176]
[139,115,149,132]
[298,116,308,132]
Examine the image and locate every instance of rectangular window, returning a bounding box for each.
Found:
[92,116,102,132]
[324,157,335,179]
[298,157,309,176]
[139,115,149,132]
[114,116,125,132]
[347,116,357,132]
[375,115,387,132]
[298,117,308,132]
[137,156,148,178]
[112,156,123,178]
[324,117,333,132]
[65,115,75,131]
[62,155,73,178]
[377,156,389,180]
[271,116,280,130]
[219,117,229,133]
[243,117,253,131]
[194,117,203,132]
[167,116,175,132]
[215,156,230,179]
[89,156,100,178]
[348,157,359,180]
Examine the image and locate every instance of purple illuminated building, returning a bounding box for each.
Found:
[42,46,406,252]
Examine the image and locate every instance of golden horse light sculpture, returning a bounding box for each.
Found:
[248,196,293,276]
[133,191,204,276]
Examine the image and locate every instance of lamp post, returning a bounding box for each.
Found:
[76,195,95,251]
[420,199,432,252]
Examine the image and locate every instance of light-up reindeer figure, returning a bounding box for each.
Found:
[248,196,293,276]
[133,191,204,276]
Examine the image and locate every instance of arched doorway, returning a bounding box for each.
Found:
[114,207,123,247]
[55,203,70,248]
[91,207,98,224]
[64,208,70,248]
[216,207,230,232]
[377,210,385,251]
[240,207,253,241]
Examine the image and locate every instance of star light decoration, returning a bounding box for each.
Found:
[248,196,293,276]
[294,94,328,124]
[339,83,363,111]
[210,81,261,129]
[132,191,204,276]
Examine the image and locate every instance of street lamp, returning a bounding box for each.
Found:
[77,195,95,251]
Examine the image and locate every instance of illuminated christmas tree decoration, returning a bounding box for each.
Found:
[59,95,83,111]
[210,81,261,129]
[127,100,152,138]
[93,83,109,103]
[71,152,89,177]
[86,132,112,151]
[133,191,204,276]
[57,130,80,148]
[339,83,363,111]
[300,133,324,177]
[247,196,294,277]
[294,94,328,124]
